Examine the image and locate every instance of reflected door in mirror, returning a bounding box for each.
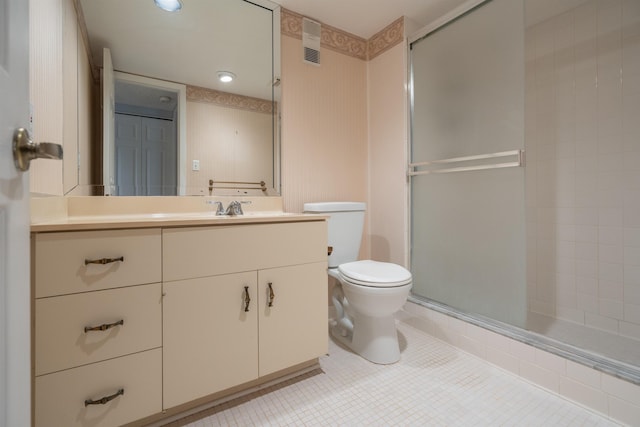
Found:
[115,113,177,196]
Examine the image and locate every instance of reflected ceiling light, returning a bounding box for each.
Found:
[217,71,236,83]
[154,0,182,12]
[159,95,172,103]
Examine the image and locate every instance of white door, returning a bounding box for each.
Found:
[115,113,142,196]
[115,114,177,196]
[0,0,32,425]
[142,117,176,196]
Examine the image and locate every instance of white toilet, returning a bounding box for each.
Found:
[304,202,412,364]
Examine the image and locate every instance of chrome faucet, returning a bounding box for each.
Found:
[207,200,250,215]
[224,201,244,216]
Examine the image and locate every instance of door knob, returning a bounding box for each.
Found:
[12,128,63,171]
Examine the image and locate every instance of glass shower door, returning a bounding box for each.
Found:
[409,0,527,327]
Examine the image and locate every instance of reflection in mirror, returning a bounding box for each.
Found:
[77,0,281,196]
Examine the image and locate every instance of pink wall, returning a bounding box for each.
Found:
[280,19,411,264]
[280,34,371,257]
[367,42,409,266]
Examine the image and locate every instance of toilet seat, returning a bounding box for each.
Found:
[338,260,412,288]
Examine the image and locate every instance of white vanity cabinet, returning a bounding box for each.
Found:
[162,221,328,408]
[31,217,328,426]
[32,229,163,427]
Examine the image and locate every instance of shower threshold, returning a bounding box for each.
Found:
[408,295,640,386]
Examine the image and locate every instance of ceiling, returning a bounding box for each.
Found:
[273,0,469,39]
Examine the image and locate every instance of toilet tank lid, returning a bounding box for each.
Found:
[303,202,366,213]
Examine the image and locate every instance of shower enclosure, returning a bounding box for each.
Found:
[410,0,640,380]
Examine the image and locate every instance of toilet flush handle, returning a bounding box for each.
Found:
[328,246,333,256]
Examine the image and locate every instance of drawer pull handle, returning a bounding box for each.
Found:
[84,388,124,407]
[268,282,275,307]
[244,286,251,312]
[84,319,124,333]
[84,256,124,266]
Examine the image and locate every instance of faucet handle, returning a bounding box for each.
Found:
[206,200,225,215]
[227,201,243,215]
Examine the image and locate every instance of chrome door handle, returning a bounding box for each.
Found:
[13,128,63,171]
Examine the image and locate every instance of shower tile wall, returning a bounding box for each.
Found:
[526,0,640,339]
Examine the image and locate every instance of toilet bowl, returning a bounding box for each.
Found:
[303,202,413,365]
[330,260,412,364]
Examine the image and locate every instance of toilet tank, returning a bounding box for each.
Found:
[303,202,365,268]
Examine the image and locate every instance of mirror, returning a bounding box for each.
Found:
[78,0,281,196]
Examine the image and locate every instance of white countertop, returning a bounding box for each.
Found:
[30,196,326,232]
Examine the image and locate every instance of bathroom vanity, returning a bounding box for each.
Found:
[30,197,328,427]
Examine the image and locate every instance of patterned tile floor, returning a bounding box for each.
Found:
[165,321,619,426]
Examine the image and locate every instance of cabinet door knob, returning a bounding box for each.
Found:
[84,388,124,407]
[84,319,124,333]
[244,286,251,312]
[268,282,275,307]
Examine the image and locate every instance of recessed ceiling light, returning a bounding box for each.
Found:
[217,71,236,83]
[154,0,182,12]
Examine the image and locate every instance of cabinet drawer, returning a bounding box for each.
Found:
[34,348,162,427]
[34,228,161,298]
[35,283,162,376]
[163,221,327,281]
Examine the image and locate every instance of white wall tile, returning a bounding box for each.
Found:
[577,292,599,312]
[566,359,602,388]
[507,339,536,363]
[585,311,620,332]
[625,264,640,285]
[623,303,640,324]
[559,376,609,415]
[600,243,624,264]
[485,346,520,376]
[599,298,624,319]
[534,348,567,374]
[598,280,624,301]
[609,396,640,427]
[624,207,640,227]
[624,227,640,247]
[598,261,624,283]
[602,373,640,406]
[577,276,598,295]
[575,242,598,260]
[624,284,640,305]
[619,320,640,340]
[519,360,560,393]
[624,246,640,266]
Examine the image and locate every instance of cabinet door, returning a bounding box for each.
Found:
[163,272,258,409]
[258,262,328,376]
